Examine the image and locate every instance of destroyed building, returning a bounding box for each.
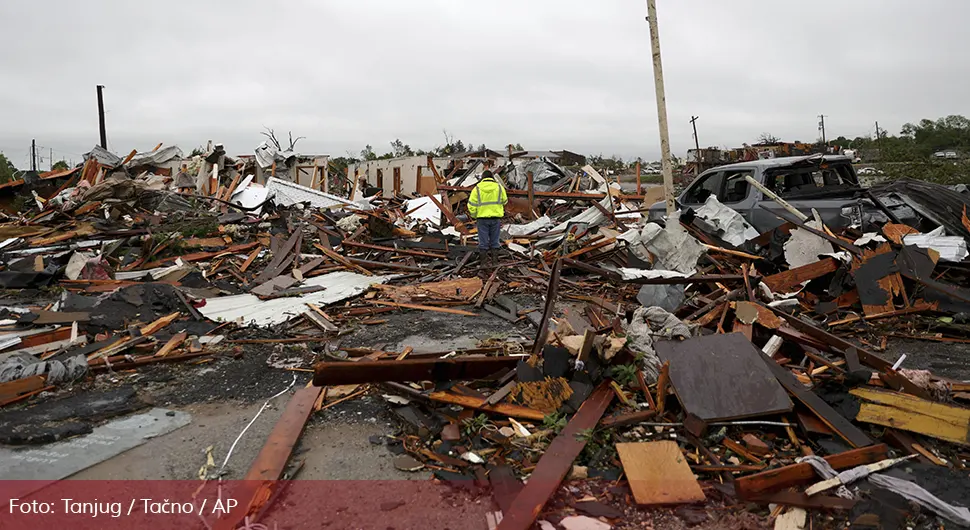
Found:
[1,143,969,530]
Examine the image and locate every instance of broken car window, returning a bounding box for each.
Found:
[719,171,753,203]
[682,172,722,204]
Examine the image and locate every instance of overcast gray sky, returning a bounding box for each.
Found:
[1,0,967,169]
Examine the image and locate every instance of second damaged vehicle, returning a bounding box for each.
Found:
[648,154,885,233]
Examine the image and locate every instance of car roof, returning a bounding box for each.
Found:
[705,154,852,173]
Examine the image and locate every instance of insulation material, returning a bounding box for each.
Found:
[903,227,969,262]
[784,221,834,268]
[693,196,759,247]
[199,271,393,326]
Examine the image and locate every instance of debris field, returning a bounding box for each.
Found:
[1,144,970,530]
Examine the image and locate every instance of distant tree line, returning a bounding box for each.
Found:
[832,115,970,161]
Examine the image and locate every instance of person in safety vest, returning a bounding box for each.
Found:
[467,170,508,268]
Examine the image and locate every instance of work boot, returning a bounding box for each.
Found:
[489,249,499,268]
[479,250,491,269]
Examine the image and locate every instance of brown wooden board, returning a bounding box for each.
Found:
[616,441,705,505]
[760,355,873,448]
[763,258,838,294]
[497,383,614,530]
[734,444,888,499]
[654,333,793,421]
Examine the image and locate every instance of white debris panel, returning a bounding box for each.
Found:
[693,196,759,247]
[266,177,357,210]
[199,271,393,326]
[903,227,969,262]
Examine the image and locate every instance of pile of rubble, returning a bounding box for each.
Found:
[2,144,970,530]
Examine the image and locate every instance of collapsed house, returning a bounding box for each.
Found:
[0,143,969,529]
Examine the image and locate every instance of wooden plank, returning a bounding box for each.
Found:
[0,375,46,406]
[532,258,562,356]
[154,332,187,358]
[763,258,838,294]
[313,356,520,386]
[369,300,476,316]
[426,391,546,422]
[654,333,792,422]
[734,444,889,499]
[616,441,705,505]
[497,383,613,530]
[313,244,373,276]
[827,302,938,327]
[851,387,970,447]
[723,437,765,465]
[139,312,181,336]
[216,385,323,530]
[30,311,90,325]
[749,491,856,511]
[761,356,873,448]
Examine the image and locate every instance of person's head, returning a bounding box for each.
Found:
[481,170,493,180]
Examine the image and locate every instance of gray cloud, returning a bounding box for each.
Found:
[1,0,967,168]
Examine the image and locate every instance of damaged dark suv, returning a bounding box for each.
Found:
[647,154,873,233]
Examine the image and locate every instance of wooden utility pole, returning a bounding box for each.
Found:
[874,121,881,140]
[646,0,676,214]
[818,114,827,150]
[30,139,36,172]
[97,85,107,149]
[690,115,701,177]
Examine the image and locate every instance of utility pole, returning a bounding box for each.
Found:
[49,148,53,171]
[690,115,701,177]
[646,0,676,214]
[874,121,881,141]
[97,85,107,149]
[818,114,827,151]
[30,139,36,172]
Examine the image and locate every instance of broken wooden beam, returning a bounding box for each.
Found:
[216,385,323,530]
[426,391,546,421]
[369,300,476,316]
[437,185,647,202]
[313,356,520,386]
[497,383,614,530]
[734,444,889,499]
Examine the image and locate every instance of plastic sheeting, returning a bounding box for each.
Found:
[508,159,567,191]
[693,196,759,247]
[198,271,393,327]
[784,221,834,268]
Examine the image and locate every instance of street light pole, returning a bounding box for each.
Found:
[646,0,676,214]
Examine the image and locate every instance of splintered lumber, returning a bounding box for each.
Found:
[216,385,323,530]
[749,491,856,511]
[313,244,373,276]
[139,311,181,336]
[532,258,562,356]
[341,239,448,260]
[437,185,647,202]
[599,409,658,429]
[851,387,970,447]
[426,391,546,421]
[654,333,792,421]
[760,355,873,448]
[154,332,187,357]
[826,301,938,327]
[616,441,706,505]
[369,300,476,316]
[313,356,520,386]
[769,306,894,372]
[734,444,889,499]
[763,258,838,294]
[497,383,614,530]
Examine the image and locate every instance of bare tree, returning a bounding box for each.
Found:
[261,127,305,151]
[757,132,781,144]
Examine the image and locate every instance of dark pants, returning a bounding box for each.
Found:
[477,218,501,250]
